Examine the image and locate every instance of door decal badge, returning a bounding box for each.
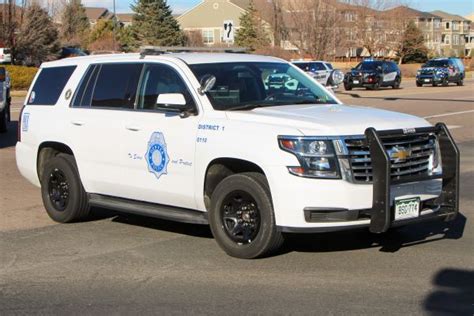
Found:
[146,132,170,180]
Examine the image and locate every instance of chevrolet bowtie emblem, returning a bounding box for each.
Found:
[389,146,412,163]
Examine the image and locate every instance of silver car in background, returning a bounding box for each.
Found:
[292,60,344,89]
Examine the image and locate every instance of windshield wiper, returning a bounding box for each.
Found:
[225,103,274,111]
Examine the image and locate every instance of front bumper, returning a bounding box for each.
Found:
[416,75,445,83]
[275,123,459,233]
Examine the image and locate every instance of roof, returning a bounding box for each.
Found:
[466,13,474,22]
[384,6,438,19]
[431,10,470,21]
[116,13,133,23]
[230,0,251,9]
[84,7,109,21]
[41,52,286,68]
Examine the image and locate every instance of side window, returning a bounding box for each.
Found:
[28,66,76,105]
[137,64,196,111]
[72,65,99,107]
[91,63,143,109]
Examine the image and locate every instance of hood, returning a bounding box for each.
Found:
[420,67,447,73]
[225,104,430,136]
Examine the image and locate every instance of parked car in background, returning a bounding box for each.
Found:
[60,47,88,59]
[0,66,11,133]
[292,60,344,89]
[416,58,465,87]
[0,48,12,64]
[344,60,401,90]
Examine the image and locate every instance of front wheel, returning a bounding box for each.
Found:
[41,153,90,223]
[209,172,284,259]
[457,80,463,86]
[344,83,352,91]
[0,108,7,133]
[442,77,449,87]
[416,81,422,87]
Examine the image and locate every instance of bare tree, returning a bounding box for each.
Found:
[286,0,342,60]
[184,30,203,47]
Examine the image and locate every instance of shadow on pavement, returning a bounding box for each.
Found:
[336,92,473,103]
[282,213,466,255]
[0,121,18,149]
[423,268,474,315]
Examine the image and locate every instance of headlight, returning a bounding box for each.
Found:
[417,70,421,75]
[331,70,344,85]
[278,137,341,179]
[429,137,442,175]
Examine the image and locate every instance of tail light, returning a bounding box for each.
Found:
[18,105,25,142]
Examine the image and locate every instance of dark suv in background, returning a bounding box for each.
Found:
[416,58,465,87]
[344,60,401,90]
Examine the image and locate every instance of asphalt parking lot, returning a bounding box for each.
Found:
[1,80,473,314]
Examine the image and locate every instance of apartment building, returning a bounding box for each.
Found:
[431,11,471,57]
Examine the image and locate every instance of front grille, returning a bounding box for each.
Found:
[345,133,436,183]
[421,70,434,75]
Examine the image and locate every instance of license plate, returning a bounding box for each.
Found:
[353,80,360,84]
[424,79,430,82]
[394,197,420,220]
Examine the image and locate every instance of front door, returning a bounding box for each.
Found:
[119,62,200,209]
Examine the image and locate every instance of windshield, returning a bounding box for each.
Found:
[423,60,449,68]
[294,62,326,72]
[354,61,382,71]
[189,62,337,111]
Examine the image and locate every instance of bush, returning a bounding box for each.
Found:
[4,65,38,90]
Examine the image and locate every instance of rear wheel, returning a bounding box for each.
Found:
[41,153,90,223]
[209,172,284,259]
[392,77,401,89]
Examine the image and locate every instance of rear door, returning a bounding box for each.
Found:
[69,62,143,196]
[382,62,397,83]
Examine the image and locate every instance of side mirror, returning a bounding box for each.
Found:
[198,74,216,95]
[156,93,187,110]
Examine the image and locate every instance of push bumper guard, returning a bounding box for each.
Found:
[365,122,460,233]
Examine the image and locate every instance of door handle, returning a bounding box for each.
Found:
[125,125,141,132]
[71,120,84,126]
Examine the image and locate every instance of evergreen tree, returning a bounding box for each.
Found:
[234,0,270,50]
[131,0,185,47]
[60,0,90,46]
[15,3,60,66]
[398,20,428,64]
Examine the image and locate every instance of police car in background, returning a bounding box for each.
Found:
[16,48,459,259]
[0,66,11,133]
[344,60,401,90]
[416,58,465,87]
[292,60,344,89]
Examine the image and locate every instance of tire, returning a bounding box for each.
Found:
[392,77,401,89]
[371,81,380,90]
[0,108,6,133]
[442,77,449,87]
[344,83,352,91]
[40,153,90,223]
[416,81,422,87]
[457,80,463,86]
[432,81,438,87]
[209,172,284,259]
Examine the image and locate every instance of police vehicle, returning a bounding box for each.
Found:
[344,60,401,90]
[0,66,11,133]
[292,60,344,89]
[416,58,465,87]
[16,48,459,259]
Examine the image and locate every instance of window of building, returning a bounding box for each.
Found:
[91,63,143,109]
[453,35,459,45]
[434,19,440,28]
[452,21,459,30]
[344,12,354,22]
[28,66,76,105]
[202,29,214,44]
[444,35,451,44]
[445,22,450,29]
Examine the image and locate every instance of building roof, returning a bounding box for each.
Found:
[230,0,251,9]
[384,6,438,19]
[84,7,110,21]
[431,10,470,21]
[466,13,474,22]
[116,13,133,23]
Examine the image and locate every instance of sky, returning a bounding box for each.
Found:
[82,0,473,16]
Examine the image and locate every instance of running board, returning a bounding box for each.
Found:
[88,194,209,225]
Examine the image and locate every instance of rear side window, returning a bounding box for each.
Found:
[91,63,143,109]
[28,66,76,105]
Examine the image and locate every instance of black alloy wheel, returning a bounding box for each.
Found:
[47,168,70,212]
[221,190,261,245]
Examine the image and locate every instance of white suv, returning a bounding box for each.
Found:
[16,49,459,259]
